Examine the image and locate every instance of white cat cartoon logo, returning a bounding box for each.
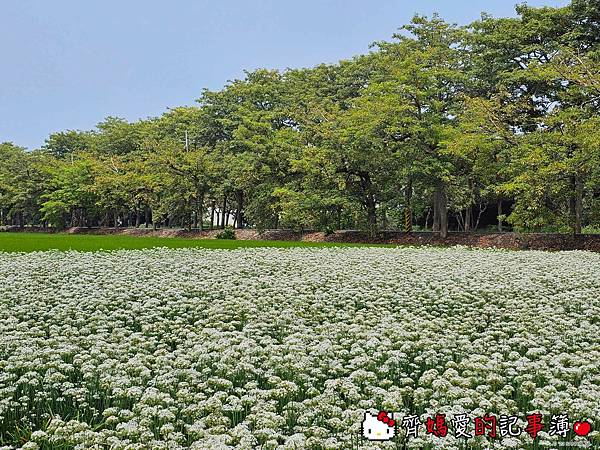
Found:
[362,410,396,441]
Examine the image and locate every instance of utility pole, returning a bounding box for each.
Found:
[184,130,189,151]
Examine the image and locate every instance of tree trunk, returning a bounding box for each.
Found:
[135,205,141,228]
[497,199,503,232]
[455,212,465,232]
[359,172,377,234]
[464,207,472,232]
[575,176,583,235]
[190,198,196,230]
[235,190,244,229]
[569,175,583,235]
[404,178,413,233]
[440,189,448,238]
[210,200,216,230]
[199,193,204,231]
[434,183,448,238]
[365,196,376,234]
[221,195,227,229]
[464,178,474,233]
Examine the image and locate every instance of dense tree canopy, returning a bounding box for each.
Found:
[2,1,599,234]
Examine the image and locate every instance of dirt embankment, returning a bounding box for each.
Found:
[3,226,600,252]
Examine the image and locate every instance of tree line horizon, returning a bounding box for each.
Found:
[1,1,599,236]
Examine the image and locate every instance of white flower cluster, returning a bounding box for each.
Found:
[0,246,599,449]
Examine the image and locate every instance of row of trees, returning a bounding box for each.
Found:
[2,1,600,236]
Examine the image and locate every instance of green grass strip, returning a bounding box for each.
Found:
[0,232,395,253]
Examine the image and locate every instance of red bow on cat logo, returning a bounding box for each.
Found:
[377,411,395,427]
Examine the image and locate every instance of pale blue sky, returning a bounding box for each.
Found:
[1,0,569,149]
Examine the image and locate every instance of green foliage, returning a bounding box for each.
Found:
[43,130,92,158]
[0,143,50,227]
[215,226,236,240]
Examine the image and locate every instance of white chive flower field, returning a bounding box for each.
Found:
[0,246,599,449]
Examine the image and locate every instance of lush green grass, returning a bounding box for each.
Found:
[0,232,393,253]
